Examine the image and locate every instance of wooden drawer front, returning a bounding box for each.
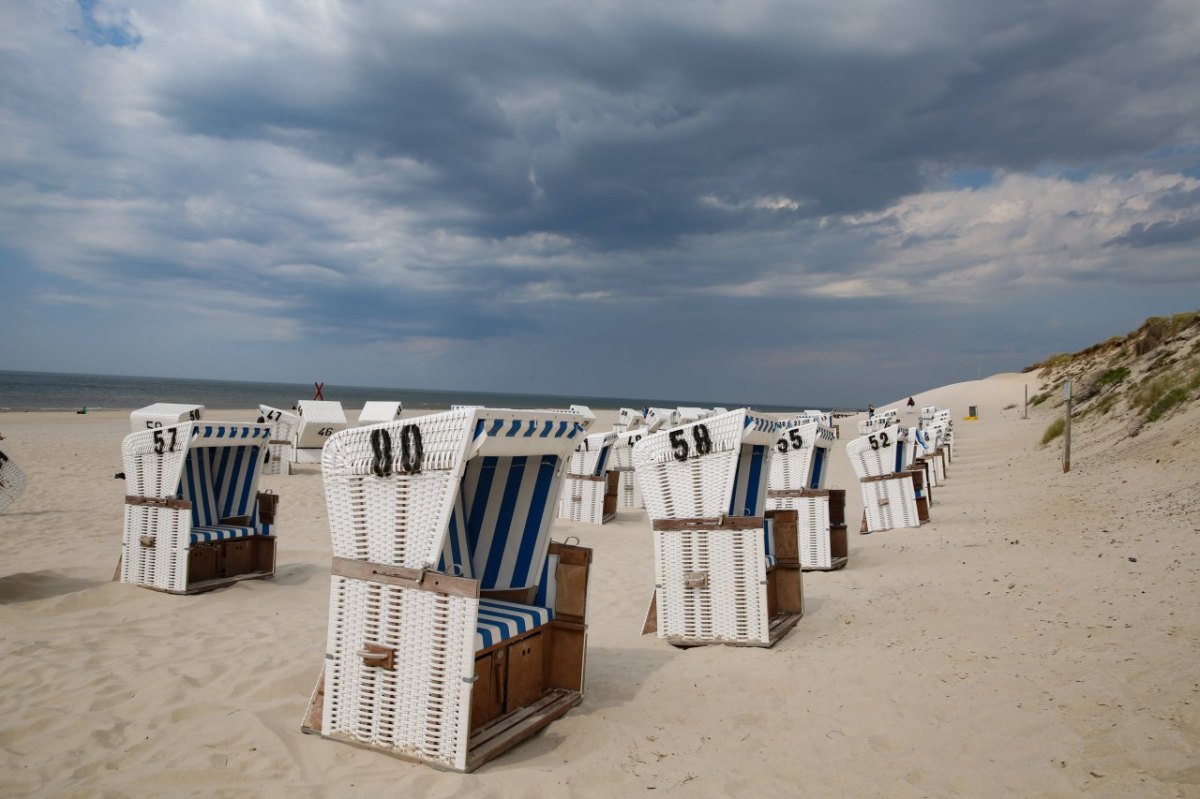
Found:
[472,650,507,731]
[188,544,221,584]
[506,633,546,710]
[223,540,254,577]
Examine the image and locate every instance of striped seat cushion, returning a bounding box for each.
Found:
[190,525,259,544]
[474,599,553,651]
[764,518,777,569]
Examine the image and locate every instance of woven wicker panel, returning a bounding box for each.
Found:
[845,424,908,479]
[557,476,607,524]
[766,494,831,570]
[633,409,777,521]
[322,575,477,771]
[860,475,921,532]
[259,405,300,474]
[0,452,28,513]
[654,528,769,644]
[616,469,642,509]
[322,411,473,569]
[568,432,615,477]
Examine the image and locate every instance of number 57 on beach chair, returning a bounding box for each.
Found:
[119,421,279,594]
[633,409,804,647]
[301,407,595,772]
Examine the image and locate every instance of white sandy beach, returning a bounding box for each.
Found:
[2,372,1198,797]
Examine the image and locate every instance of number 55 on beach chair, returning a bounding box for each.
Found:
[766,420,848,571]
[301,407,595,772]
[119,421,279,594]
[633,409,803,647]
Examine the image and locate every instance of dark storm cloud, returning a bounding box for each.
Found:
[1106,217,1200,248]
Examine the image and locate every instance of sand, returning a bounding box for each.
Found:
[1,373,1198,797]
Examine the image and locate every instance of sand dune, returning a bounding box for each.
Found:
[2,373,1198,797]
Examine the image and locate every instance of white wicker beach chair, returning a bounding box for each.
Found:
[766,422,847,570]
[130,403,204,433]
[633,409,802,647]
[258,405,300,476]
[645,407,679,431]
[358,401,403,426]
[675,407,709,425]
[614,407,646,434]
[119,421,278,594]
[0,448,28,513]
[301,407,595,772]
[608,428,648,509]
[846,424,924,533]
[558,431,618,524]
[294,400,347,463]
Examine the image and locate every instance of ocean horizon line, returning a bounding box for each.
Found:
[0,368,841,415]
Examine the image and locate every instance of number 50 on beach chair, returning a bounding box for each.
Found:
[301,407,595,772]
[633,409,804,647]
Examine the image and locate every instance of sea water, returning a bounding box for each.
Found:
[0,370,807,414]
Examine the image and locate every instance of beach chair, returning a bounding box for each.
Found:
[766,421,847,571]
[301,407,595,772]
[358,401,403,425]
[558,430,618,524]
[258,405,301,476]
[119,421,279,594]
[675,407,709,425]
[614,407,646,434]
[0,448,28,513]
[130,403,203,432]
[633,409,803,647]
[645,407,679,431]
[608,428,647,509]
[846,424,925,532]
[294,400,347,463]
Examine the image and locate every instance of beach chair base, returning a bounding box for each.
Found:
[766,490,850,571]
[645,516,804,648]
[178,537,277,594]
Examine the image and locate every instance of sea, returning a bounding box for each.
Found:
[0,370,812,414]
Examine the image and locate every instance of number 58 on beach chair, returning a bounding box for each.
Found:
[119,421,279,594]
[301,407,595,772]
[633,409,803,647]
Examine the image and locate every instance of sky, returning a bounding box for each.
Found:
[1,1,1199,408]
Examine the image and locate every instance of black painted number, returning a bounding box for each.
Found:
[776,428,804,453]
[868,431,891,450]
[369,424,424,476]
[671,423,713,461]
[153,428,178,454]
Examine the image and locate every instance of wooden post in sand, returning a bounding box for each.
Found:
[1024,384,1028,419]
[1062,381,1072,473]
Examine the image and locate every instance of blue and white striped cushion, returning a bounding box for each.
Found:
[190,525,259,544]
[474,599,553,651]
[180,450,220,527]
[533,553,558,609]
[437,493,473,578]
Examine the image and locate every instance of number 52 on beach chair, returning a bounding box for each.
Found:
[301,407,595,772]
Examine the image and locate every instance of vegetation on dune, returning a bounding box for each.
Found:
[1025,310,1200,436]
[1041,417,1065,446]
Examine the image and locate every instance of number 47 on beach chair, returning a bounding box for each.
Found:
[301,407,595,772]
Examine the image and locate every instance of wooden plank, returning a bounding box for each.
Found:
[505,633,547,710]
[641,592,658,635]
[653,515,764,532]
[860,473,911,485]
[774,565,804,615]
[125,495,191,510]
[466,689,582,770]
[565,473,606,482]
[300,668,326,734]
[767,488,832,498]
[547,623,585,692]
[330,557,479,599]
